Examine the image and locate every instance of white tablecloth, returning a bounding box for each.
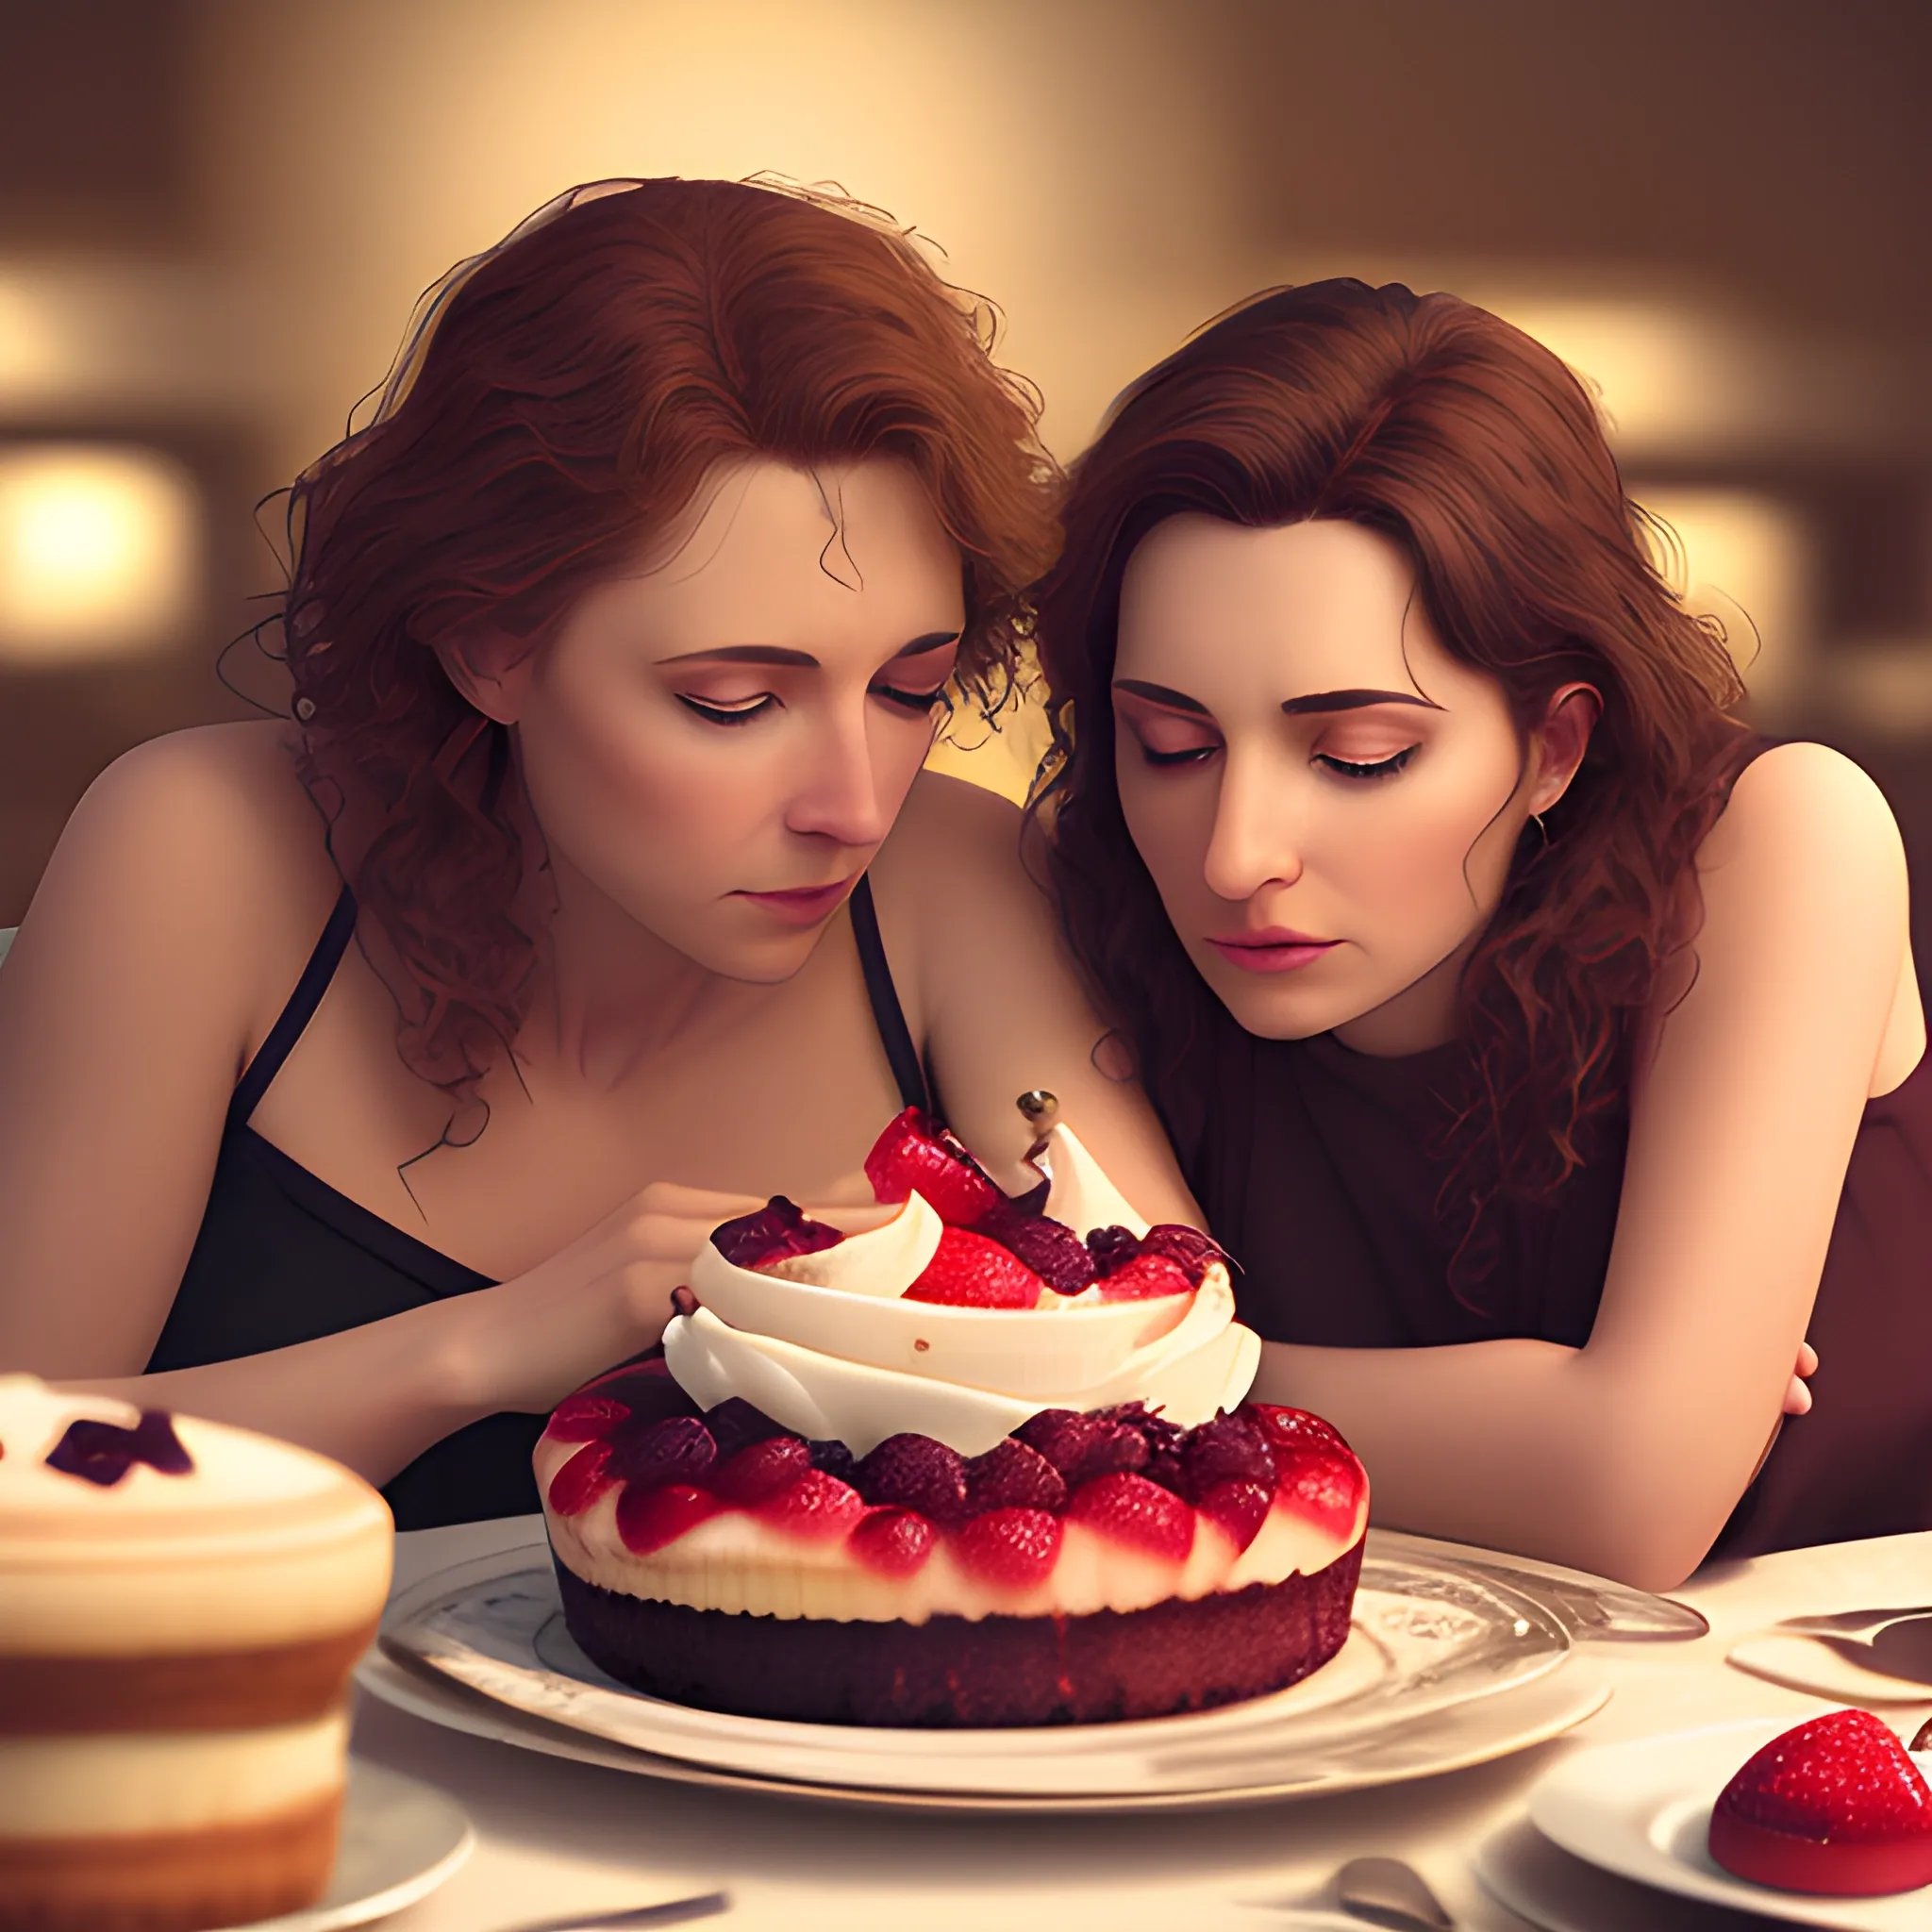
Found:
[351,1518,1932,1931]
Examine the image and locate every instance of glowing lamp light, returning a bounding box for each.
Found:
[1634,487,1815,722]
[0,445,201,667]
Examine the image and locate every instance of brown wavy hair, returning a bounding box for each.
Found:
[1031,279,1754,1293]
[279,178,1058,1134]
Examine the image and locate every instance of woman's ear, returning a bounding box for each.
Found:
[435,628,537,725]
[1527,681,1601,815]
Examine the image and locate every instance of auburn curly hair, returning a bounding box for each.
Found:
[278,178,1058,1133]
[1030,278,1755,1295]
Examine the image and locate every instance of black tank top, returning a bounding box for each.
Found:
[146,876,932,1529]
[1188,977,1932,1560]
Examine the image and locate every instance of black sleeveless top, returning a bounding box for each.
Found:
[145,876,932,1530]
[1189,993,1932,1560]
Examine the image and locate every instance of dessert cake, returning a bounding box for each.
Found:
[538,1107,1368,1727]
[0,1376,393,1932]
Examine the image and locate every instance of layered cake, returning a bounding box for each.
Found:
[0,1376,393,1931]
[539,1107,1368,1727]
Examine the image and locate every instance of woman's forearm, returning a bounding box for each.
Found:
[56,1295,500,1489]
[1253,1335,1770,1590]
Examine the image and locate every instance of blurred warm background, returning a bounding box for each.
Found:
[4,0,1929,963]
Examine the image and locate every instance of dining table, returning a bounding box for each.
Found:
[349,1517,1932,1932]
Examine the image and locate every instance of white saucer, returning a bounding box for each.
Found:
[1477,1813,1792,1931]
[1526,1716,1932,1930]
[1728,1632,1932,1707]
[235,1758,473,1930]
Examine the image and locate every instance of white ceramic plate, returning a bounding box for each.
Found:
[359,1532,1607,1809]
[235,1757,473,1930]
[1477,1813,1791,1932]
[1527,1717,1932,1930]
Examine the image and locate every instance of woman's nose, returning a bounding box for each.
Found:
[783,700,891,850]
[1202,754,1303,903]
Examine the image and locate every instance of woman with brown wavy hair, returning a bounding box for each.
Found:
[1035,278,1931,1588]
[0,179,1195,1525]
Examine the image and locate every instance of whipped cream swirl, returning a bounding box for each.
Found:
[662,1126,1259,1457]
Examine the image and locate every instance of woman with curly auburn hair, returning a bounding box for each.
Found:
[1034,278,1932,1588]
[0,178,1196,1526]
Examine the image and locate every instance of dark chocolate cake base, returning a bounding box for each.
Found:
[554,1540,1362,1727]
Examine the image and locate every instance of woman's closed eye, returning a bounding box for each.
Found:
[675,691,776,725]
[869,677,951,715]
[1313,743,1419,781]
[1121,708,1222,768]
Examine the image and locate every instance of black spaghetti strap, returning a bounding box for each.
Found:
[227,885,358,1130]
[849,874,933,1116]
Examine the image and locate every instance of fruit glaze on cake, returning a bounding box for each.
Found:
[0,1374,392,1932]
[537,1104,1369,1726]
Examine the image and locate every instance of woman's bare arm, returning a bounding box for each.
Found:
[0,726,329,1374]
[1251,743,1916,1589]
[876,770,1202,1224]
[0,724,776,1483]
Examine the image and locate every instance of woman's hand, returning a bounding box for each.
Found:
[456,1181,891,1418]
[1784,1341,1820,1418]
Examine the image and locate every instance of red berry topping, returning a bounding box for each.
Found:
[1139,1224,1232,1286]
[849,1506,938,1577]
[544,1393,632,1443]
[44,1410,193,1489]
[1016,1407,1151,1486]
[1274,1445,1366,1539]
[1249,1402,1352,1457]
[1095,1253,1193,1301]
[865,1108,1004,1225]
[1185,1410,1277,1496]
[615,1481,720,1555]
[1196,1477,1273,1552]
[575,1358,697,1431]
[1086,1225,1144,1276]
[904,1227,1046,1308]
[754,1467,867,1542]
[964,1438,1068,1515]
[1066,1471,1196,1564]
[971,1199,1098,1293]
[1710,1709,1932,1896]
[546,1440,617,1517]
[709,1436,813,1505]
[952,1507,1062,1588]
[853,1433,970,1524]
[806,1438,858,1483]
[702,1398,787,1459]
[710,1195,845,1269]
[608,1415,717,1491]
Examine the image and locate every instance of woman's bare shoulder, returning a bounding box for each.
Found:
[1707,740,1905,872]
[15,721,342,1041]
[875,769,1028,891]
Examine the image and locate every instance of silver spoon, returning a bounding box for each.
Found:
[499,1891,730,1932]
[1335,1857,1455,1931]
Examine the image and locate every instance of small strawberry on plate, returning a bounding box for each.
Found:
[1709,1707,1932,1896]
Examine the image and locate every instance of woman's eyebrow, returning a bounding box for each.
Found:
[1113,677,1211,715]
[657,630,959,671]
[1279,688,1443,716]
[892,630,962,658]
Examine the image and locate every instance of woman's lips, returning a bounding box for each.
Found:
[734,874,861,926]
[1205,928,1341,974]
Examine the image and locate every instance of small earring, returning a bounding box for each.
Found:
[1529,812,1549,849]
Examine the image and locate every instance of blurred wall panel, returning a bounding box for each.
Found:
[1,0,1927,941]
